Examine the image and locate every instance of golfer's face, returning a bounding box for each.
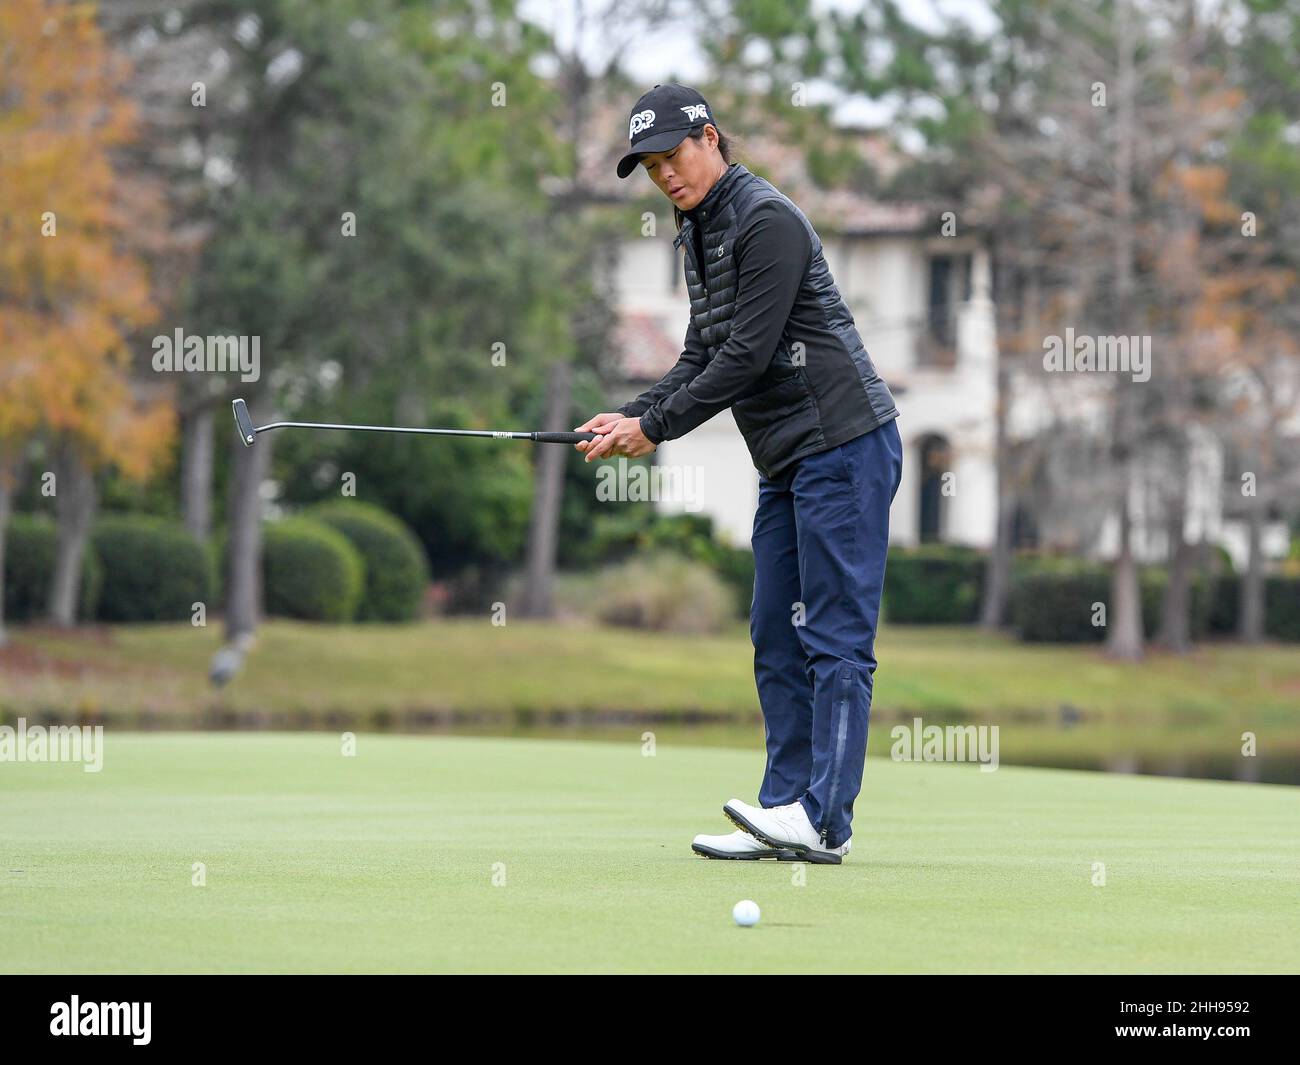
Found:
[641,130,714,211]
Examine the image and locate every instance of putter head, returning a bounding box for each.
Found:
[232,398,256,446]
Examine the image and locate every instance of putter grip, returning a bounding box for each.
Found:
[533,432,599,444]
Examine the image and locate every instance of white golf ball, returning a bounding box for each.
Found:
[732,899,761,927]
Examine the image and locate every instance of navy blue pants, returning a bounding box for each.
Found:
[749,418,903,849]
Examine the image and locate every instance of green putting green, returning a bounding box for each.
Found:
[0,732,1295,973]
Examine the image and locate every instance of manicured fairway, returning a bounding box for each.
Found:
[1,733,1296,973]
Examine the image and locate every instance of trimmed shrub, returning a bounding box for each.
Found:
[1009,564,1109,642]
[3,513,101,622]
[1184,574,1217,640]
[262,518,364,622]
[585,552,734,633]
[585,508,653,565]
[1008,560,1153,642]
[1207,575,1240,635]
[588,512,755,619]
[1205,574,1300,640]
[709,543,758,619]
[307,501,429,621]
[643,517,755,619]
[82,542,104,624]
[1265,576,1300,640]
[883,545,985,624]
[92,515,212,622]
[1137,568,1169,635]
[1213,543,1237,575]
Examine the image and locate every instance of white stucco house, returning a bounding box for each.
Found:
[612,184,999,551]
[592,122,1295,568]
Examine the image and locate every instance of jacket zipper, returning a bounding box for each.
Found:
[676,221,707,297]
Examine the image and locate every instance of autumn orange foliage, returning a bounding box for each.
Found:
[0,0,173,481]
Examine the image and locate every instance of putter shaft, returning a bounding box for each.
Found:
[232,399,598,446]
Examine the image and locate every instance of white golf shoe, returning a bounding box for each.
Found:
[723,798,851,865]
[691,829,798,861]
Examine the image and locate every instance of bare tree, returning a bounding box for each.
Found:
[519,361,573,617]
[224,393,272,642]
[48,443,98,627]
[1225,350,1300,643]
[962,0,1250,656]
[180,395,216,539]
[518,0,682,617]
[100,3,221,538]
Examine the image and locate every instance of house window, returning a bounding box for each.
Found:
[918,434,952,543]
[927,256,954,348]
[1011,501,1039,549]
[920,253,973,367]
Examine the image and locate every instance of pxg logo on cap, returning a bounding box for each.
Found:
[617,84,714,178]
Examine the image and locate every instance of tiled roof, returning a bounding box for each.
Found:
[584,88,959,384]
[573,91,936,234]
[614,311,682,382]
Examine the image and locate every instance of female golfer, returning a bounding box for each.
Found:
[576,84,902,865]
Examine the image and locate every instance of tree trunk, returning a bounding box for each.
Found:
[1157,525,1194,652]
[980,363,1014,628]
[181,402,215,540]
[1156,477,1193,652]
[48,442,98,626]
[518,361,572,619]
[1107,482,1144,661]
[1104,1,1141,666]
[1239,498,1265,644]
[225,397,272,640]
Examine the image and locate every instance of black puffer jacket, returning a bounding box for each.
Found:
[618,162,899,480]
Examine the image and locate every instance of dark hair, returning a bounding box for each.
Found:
[672,125,736,233]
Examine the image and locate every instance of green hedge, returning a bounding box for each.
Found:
[1009,566,1107,642]
[1208,576,1239,635]
[1009,564,1300,643]
[1008,561,1168,643]
[307,501,429,621]
[92,515,212,622]
[262,518,364,622]
[883,545,985,624]
[588,513,755,619]
[1207,575,1300,640]
[642,515,755,618]
[1135,568,1215,640]
[2,513,101,622]
[1265,578,1300,640]
[587,552,735,633]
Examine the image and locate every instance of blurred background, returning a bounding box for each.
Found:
[2,0,1298,783]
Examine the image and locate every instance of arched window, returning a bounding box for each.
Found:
[918,434,952,543]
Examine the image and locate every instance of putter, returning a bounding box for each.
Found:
[232,398,599,447]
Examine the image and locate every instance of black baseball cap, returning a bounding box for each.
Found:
[616,84,716,179]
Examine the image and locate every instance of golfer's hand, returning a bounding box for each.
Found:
[574,414,656,462]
